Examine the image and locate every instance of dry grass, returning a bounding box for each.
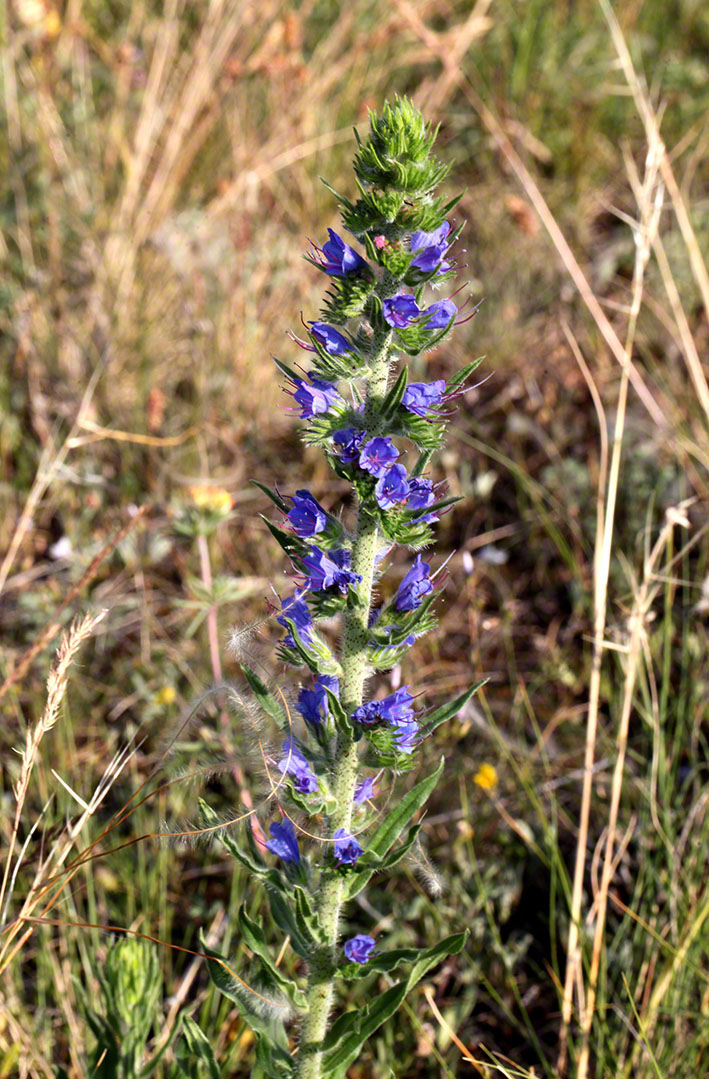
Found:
[1,1,708,1076]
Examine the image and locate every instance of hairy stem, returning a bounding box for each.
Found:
[295,326,392,1079]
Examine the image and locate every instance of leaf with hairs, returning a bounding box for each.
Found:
[200,934,290,1052]
[347,758,444,899]
[322,932,467,1073]
[237,905,306,1010]
[241,664,290,728]
[198,799,286,891]
[423,679,488,736]
[339,930,467,981]
[267,888,314,959]
[174,1016,220,1079]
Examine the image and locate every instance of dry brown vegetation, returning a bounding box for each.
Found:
[1,1,707,1076]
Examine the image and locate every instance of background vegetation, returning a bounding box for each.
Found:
[1,1,707,1076]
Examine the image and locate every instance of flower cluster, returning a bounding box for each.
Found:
[203,99,485,1076]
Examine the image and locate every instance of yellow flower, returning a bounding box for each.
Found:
[155,686,177,706]
[187,485,234,514]
[474,763,498,791]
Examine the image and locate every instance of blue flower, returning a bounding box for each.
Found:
[382,293,421,328]
[266,819,300,863]
[402,379,446,417]
[359,436,399,477]
[333,828,364,867]
[301,546,362,594]
[353,687,416,727]
[375,464,410,510]
[292,375,343,418]
[410,221,451,273]
[296,674,340,727]
[391,718,419,754]
[421,299,457,329]
[277,589,314,647]
[343,934,376,964]
[309,322,352,355]
[333,427,365,463]
[278,738,319,794]
[394,554,433,612]
[406,477,439,522]
[287,490,328,536]
[320,229,369,276]
[353,777,376,805]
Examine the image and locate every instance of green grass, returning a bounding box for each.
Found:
[1,1,708,1076]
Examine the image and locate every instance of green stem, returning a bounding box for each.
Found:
[295,327,392,1079]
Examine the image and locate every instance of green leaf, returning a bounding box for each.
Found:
[446,355,484,392]
[251,479,289,514]
[198,800,286,890]
[267,889,314,959]
[347,758,444,899]
[237,905,306,1010]
[322,931,467,1073]
[423,680,488,736]
[174,1016,220,1079]
[262,517,309,561]
[380,365,409,418]
[252,1036,294,1079]
[241,665,289,728]
[340,930,467,981]
[200,935,291,1051]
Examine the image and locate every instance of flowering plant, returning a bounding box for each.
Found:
[200,97,486,1079]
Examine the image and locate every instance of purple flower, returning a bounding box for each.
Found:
[353,687,416,727]
[375,465,410,510]
[391,718,419,754]
[410,221,451,273]
[381,686,417,722]
[359,437,399,478]
[344,934,376,964]
[266,819,300,864]
[292,376,343,419]
[320,229,369,276]
[287,490,328,537]
[333,427,365,463]
[278,738,319,794]
[402,380,446,417]
[394,554,433,612]
[309,322,352,355]
[421,299,457,330]
[333,828,364,867]
[354,777,376,805]
[296,674,339,727]
[277,589,314,647]
[406,477,439,523]
[382,293,420,328]
[301,546,361,594]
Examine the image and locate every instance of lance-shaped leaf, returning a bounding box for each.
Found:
[237,905,306,1010]
[241,664,289,728]
[347,758,444,899]
[423,679,488,737]
[446,354,484,392]
[380,365,408,419]
[262,517,310,562]
[174,1015,220,1079]
[200,934,292,1053]
[267,888,315,960]
[339,930,467,981]
[198,799,286,891]
[252,1036,294,1079]
[321,932,467,1074]
[252,479,289,514]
